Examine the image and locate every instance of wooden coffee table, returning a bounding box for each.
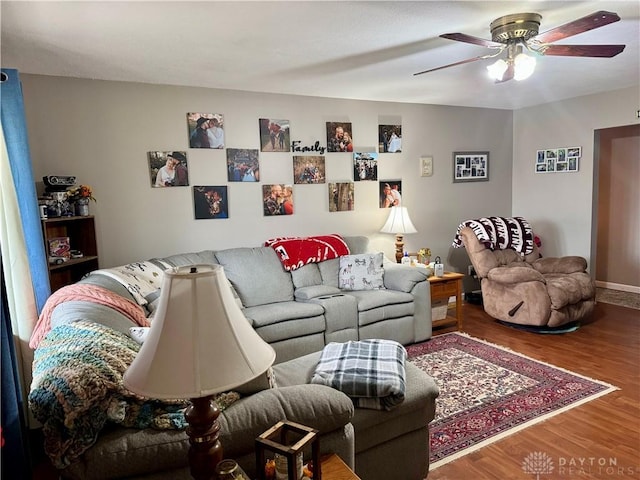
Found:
[320,453,361,479]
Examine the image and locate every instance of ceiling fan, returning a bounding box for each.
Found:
[414,10,626,82]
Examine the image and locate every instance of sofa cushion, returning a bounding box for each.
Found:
[243,301,324,328]
[344,290,415,327]
[339,253,385,291]
[215,247,294,307]
[159,251,218,267]
[291,263,322,288]
[343,236,370,254]
[318,258,340,287]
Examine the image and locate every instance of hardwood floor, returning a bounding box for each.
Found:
[428,301,640,480]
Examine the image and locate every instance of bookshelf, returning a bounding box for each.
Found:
[41,215,99,292]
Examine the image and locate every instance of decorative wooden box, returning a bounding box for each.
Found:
[255,420,321,480]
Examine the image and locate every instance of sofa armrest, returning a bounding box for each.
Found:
[383,265,429,292]
[532,256,587,275]
[487,266,545,284]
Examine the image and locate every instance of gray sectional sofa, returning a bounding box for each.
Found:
[30,235,439,480]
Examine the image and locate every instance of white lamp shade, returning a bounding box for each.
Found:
[380,206,417,235]
[514,53,536,81]
[487,59,508,81]
[124,264,276,399]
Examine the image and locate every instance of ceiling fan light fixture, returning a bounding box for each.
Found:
[514,52,536,80]
[487,58,508,81]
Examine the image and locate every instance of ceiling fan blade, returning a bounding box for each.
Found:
[440,33,501,48]
[535,11,621,44]
[541,44,625,58]
[414,56,486,76]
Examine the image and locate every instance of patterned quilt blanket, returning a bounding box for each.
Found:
[265,234,350,271]
[91,259,170,307]
[311,339,407,411]
[451,216,534,255]
[29,321,189,469]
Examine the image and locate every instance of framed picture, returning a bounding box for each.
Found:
[227,148,259,182]
[378,124,402,153]
[193,186,228,219]
[262,184,293,216]
[379,180,402,208]
[293,155,325,184]
[148,151,189,187]
[536,146,581,173]
[326,122,353,152]
[568,157,579,172]
[353,151,378,181]
[453,151,489,183]
[187,113,224,149]
[259,118,290,152]
[329,182,354,212]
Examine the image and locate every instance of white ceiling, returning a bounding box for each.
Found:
[2,1,639,110]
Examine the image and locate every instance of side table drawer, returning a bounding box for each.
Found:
[431,281,457,298]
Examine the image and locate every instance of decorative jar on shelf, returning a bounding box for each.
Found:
[75,198,90,216]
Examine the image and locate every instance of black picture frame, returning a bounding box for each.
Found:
[453,151,489,183]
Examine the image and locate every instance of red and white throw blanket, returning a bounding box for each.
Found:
[30,283,149,349]
[265,234,350,271]
[452,216,534,255]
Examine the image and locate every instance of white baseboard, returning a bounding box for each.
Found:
[595,281,640,294]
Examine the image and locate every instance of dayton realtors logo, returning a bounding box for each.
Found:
[522,451,554,479]
[522,452,639,477]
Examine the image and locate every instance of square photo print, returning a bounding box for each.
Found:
[148,151,189,187]
[187,113,224,149]
[193,186,228,219]
[378,124,402,153]
[262,184,294,216]
[380,180,402,208]
[294,155,325,184]
[259,118,290,152]
[326,122,353,152]
[353,151,378,181]
[329,182,354,212]
[227,148,260,182]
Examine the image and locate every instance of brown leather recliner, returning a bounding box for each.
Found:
[459,226,595,328]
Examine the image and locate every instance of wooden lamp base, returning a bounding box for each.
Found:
[185,395,223,480]
[394,234,405,263]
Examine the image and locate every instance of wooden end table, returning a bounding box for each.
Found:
[428,272,464,331]
[320,453,361,479]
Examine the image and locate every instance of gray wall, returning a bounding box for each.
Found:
[22,75,639,287]
[22,74,513,269]
[512,86,639,272]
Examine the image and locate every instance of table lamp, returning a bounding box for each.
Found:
[123,264,276,480]
[380,206,417,263]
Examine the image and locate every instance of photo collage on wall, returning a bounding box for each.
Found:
[536,147,581,173]
[148,113,407,219]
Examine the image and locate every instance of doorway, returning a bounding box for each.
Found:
[593,124,640,292]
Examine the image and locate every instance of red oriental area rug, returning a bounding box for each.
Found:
[407,332,617,470]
